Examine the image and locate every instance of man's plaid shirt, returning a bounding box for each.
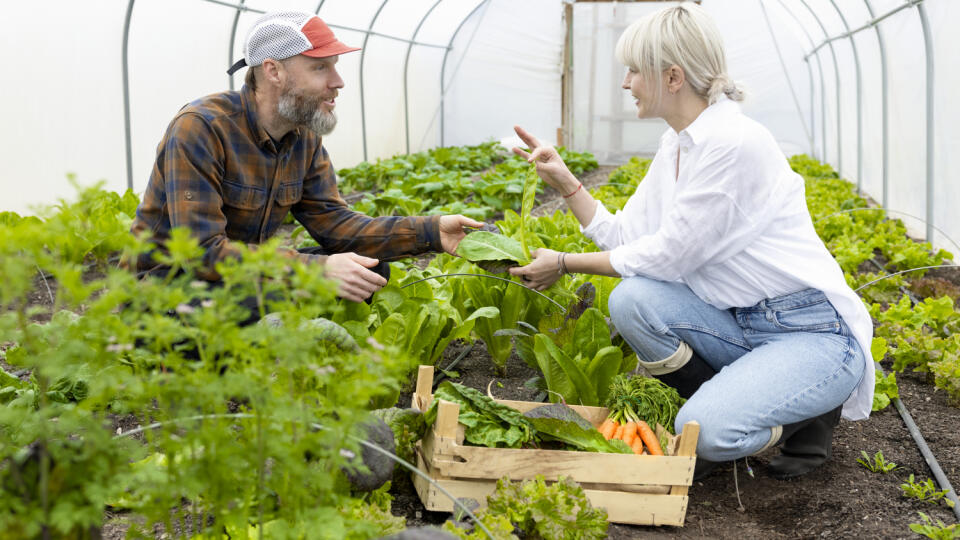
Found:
[131,85,441,279]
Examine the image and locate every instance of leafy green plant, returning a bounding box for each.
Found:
[506,303,629,407]
[857,450,899,473]
[425,381,536,449]
[444,476,608,540]
[872,362,899,412]
[909,512,960,539]
[901,474,956,507]
[0,188,408,538]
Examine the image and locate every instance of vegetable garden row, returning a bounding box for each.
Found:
[1,143,958,539]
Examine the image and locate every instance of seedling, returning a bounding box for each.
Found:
[909,512,960,539]
[901,474,956,507]
[857,450,899,473]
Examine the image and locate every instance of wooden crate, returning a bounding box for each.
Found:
[410,366,699,527]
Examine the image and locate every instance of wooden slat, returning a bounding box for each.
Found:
[438,445,694,485]
[670,421,700,496]
[436,400,460,439]
[415,469,688,526]
[579,482,670,495]
[585,491,688,526]
[413,365,434,411]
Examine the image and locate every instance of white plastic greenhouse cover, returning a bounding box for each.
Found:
[2,0,958,253]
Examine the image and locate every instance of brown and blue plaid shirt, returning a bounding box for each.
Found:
[131,85,441,280]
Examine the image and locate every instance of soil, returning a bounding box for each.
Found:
[10,165,960,539]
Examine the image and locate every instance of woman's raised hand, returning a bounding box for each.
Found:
[512,126,579,192]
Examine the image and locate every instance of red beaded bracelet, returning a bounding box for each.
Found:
[562,183,583,198]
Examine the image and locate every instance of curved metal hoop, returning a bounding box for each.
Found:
[854,264,958,293]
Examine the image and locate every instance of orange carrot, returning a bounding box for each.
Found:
[601,420,619,440]
[613,423,625,441]
[621,421,638,446]
[636,421,663,456]
[598,419,614,439]
[631,437,645,455]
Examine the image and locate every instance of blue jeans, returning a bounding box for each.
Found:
[608,277,865,462]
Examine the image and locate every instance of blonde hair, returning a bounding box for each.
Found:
[615,2,744,105]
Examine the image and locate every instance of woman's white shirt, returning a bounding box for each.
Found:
[582,97,874,421]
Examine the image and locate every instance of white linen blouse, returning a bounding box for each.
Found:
[581,97,874,421]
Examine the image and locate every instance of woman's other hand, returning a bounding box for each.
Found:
[508,248,564,291]
[512,126,580,193]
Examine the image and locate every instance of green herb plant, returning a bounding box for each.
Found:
[857,450,899,473]
[901,475,956,507]
[909,512,960,539]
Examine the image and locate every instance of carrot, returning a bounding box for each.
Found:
[601,420,619,440]
[613,423,625,441]
[631,437,645,455]
[598,419,615,439]
[636,420,663,456]
[621,421,638,446]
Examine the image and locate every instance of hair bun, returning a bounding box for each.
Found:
[709,74,744,103]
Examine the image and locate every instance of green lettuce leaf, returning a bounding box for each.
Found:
[425,381,535,449]
[456,231,530,266]
[527,417,632,454]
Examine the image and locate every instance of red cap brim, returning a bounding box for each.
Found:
[301,42,361,59]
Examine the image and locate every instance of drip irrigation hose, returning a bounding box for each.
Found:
[892,397,960,520]
[114,413,495,538]
[432,342,476,389]
[400,273,567,312]
[857,261,960,520]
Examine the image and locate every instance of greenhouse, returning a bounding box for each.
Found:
[1,0,959,538]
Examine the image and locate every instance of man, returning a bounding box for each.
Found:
[131,11,481,302]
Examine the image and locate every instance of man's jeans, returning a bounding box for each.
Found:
[608,277,865,462]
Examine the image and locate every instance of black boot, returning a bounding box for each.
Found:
[767,406,842,480]
[653,350,716,399]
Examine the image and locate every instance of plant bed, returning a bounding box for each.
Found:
[408,365,700,526]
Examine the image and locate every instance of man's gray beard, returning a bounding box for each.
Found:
[277,91,337,136]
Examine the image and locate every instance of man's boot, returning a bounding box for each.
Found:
[767,406,842,480]
[643,342,716,399]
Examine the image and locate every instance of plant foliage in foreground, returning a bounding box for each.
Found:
[443,476,608,540]
[0,185,407,537]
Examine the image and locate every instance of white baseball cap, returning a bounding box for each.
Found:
[227,12,360,75]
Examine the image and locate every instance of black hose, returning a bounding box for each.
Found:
[432,342,475,389]
[892,397,960,520]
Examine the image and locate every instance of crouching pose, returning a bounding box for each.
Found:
[509,3,872,479]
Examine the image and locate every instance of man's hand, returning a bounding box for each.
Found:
[508,248,563,291]
[439,215,484,256]
[323,252,388,302]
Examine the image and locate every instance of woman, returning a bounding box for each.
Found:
[509,3,872,480]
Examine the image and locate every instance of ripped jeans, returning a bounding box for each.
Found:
[608,277,865,461]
